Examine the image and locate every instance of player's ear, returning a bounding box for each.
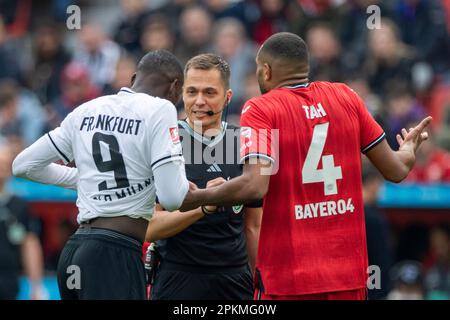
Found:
[170,78,181,94]
[225,89,233,104]
[263,63,272,81]
[169,78,182,104]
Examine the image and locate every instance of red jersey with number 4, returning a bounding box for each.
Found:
[240,81,385,296]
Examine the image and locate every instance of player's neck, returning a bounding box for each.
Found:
[186,118,223,137]
[130,83,165,98]
[275,76,309,89]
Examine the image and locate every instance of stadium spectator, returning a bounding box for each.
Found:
[0,15,22,82]
[73,23,121,88]
[387,260,425,300]
[0,80,47,147]
[392,0,450,74]
[424,225,450,299]
[365,18,416,97]
[102,55,137,96]
[174,5,213,65]
[204,0,259,36]
[0,142,45,300]
[224,68,262,127]
[252,0,290,45]
[114,0,151,56]
[362,163,393,300]
[384,84,426,148]
[212,18,257,115]
[306,23,348,82]
[46,62,101,130]
[138,15,175,57]
[27,21,71,105]
[406,131,450,183]
[148,0,198,37]
[339,0,391,70]
[345,74,386,127]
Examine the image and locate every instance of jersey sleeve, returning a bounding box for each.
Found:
[45,111,75,164]
[343,85,385,153]
[239,100,275,164]
[148,102,184,171]
[245,198,263,208]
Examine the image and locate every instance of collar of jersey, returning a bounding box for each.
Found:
[284,82,309,89]
[178,119,228,147]
[118,87,136,94]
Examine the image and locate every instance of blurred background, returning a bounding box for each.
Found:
[0,0,449,300]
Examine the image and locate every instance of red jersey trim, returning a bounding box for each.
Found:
[240,152,275,164]
[361,132,386,154]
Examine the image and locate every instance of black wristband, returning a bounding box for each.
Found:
[201,206,215,216]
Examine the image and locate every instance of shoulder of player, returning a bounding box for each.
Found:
[308,80,350,92]
[318,81,354,95]
[241,95,272,113]
[73,94,112,111]
[132,93,176,112]
[313,81,358,104]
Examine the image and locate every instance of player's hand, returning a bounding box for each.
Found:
[397,116,432,154]
[203,177,227,212]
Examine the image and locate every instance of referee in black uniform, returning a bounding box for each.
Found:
[146,54,262,300]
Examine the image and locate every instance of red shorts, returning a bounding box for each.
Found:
[255,288,367,300]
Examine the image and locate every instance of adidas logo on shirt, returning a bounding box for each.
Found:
[207,163,222,173]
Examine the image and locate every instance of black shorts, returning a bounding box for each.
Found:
[150,261,254,300]
[56,227,146,300]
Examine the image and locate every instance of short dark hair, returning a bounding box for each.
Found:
[137,49,183,82]
[184,53,231,89]
[260,32,309,65]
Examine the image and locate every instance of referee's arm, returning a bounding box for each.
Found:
[145,204,204,242]
[146,178,226,242]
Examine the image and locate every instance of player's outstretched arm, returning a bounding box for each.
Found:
[180,159,271,211]
[12,136,78,189]
[146,178,226,242]
[366,116,432,183]
[153,160,189,212]
[146,204,204,242]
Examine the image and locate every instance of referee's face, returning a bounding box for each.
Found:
[183,68,230,133]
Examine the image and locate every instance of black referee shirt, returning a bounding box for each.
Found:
[156,120,262,268]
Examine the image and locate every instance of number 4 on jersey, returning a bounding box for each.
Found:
[302,123,342,195]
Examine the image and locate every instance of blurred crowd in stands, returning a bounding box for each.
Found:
[0,0,449,299]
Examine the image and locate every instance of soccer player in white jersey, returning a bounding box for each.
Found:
[12,50,190,299]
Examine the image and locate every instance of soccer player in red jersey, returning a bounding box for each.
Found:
[182,32,432,300]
